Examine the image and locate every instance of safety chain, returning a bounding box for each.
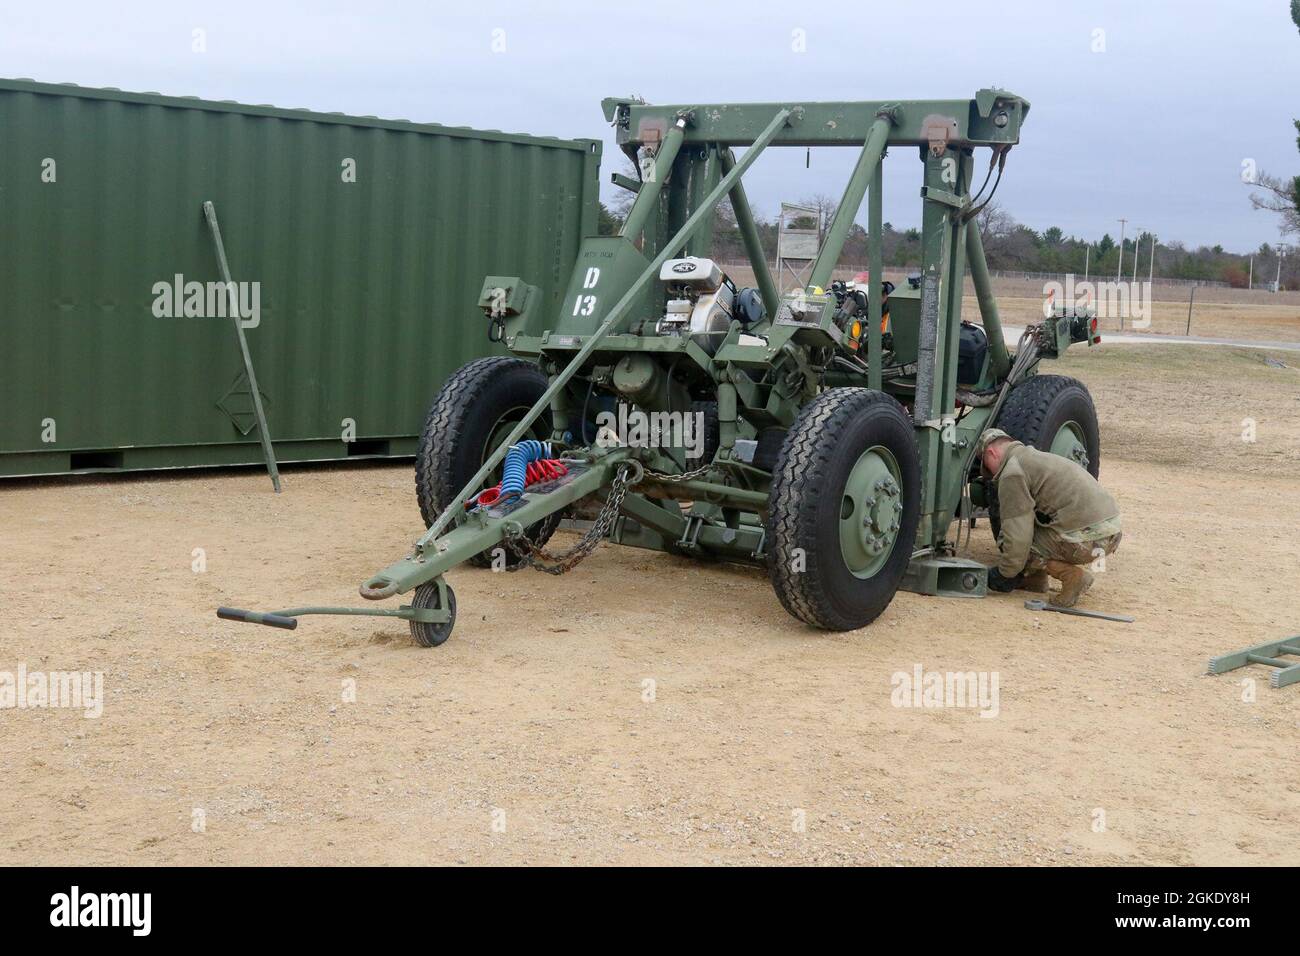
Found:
[504,463,636,575]
[642,463,715,483]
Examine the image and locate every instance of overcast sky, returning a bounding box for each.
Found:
[3,1,1298,252]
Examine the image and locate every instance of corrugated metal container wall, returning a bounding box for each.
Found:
[0,79,601,476]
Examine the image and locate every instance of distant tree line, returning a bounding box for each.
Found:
[598,194,1297,291]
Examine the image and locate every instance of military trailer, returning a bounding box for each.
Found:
[220,91,1101,643]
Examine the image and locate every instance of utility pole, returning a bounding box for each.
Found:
[1116,218,1127,283]
[1278,245,1288,293]
[1147,233,1155,284]
[1083,244,1090,281]
[1248,256,1253,290]
[1132,228,1141,284]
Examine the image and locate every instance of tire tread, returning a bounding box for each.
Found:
[766,388,919,630]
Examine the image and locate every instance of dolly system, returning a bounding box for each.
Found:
[220,91,1100,644]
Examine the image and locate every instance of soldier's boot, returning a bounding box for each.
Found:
[1045,560,1093,608]
[1019,570,1050,593]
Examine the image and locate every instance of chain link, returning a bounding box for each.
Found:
[503,463,635,575]
[642,463,715,483]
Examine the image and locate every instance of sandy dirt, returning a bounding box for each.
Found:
[3,342,1299,866]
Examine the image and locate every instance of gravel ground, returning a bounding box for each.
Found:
[2,343,1298,865]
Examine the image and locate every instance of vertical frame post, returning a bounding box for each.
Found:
[911,149,968,546]
[866,153,884,391]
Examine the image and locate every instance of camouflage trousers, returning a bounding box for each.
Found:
[1024,518,1123,571]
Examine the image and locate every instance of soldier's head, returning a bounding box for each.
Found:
[977,429,1014,477]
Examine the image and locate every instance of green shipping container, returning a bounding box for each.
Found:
[0,78,601,477]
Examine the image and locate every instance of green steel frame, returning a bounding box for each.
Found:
[224,90,1096,634]
[370,91,1028,584]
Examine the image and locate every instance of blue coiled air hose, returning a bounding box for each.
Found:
[499,440,552,499]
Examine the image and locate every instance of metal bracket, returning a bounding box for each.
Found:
[901,555,986,598]
[876,104,903,125]
[920,114,958,157]
[611,172,642,193]
[920,185,965,209]
[677,514,705,552]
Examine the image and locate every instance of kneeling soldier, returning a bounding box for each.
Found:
[977,428,1122,606]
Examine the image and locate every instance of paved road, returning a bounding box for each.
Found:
[1001,326,1300,354]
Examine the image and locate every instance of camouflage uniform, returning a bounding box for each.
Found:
[990,441,1122,578]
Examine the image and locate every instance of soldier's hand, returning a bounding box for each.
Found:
[986,568,1019,593]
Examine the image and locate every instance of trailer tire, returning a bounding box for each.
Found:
[766,388,920,631]
[415,356,560,568]
[988,374,1100,536]
[409,581,456,648]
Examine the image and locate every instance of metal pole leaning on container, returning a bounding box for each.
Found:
[203,201,281,492]
[414,108,796,552]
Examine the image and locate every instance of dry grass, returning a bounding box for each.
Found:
[720,265,1300,343]
[1054,344,1300,477]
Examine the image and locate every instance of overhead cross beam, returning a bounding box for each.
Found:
[606,91,1029,150]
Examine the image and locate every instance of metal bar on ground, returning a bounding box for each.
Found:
[1023,599,1134,622]
[203,200,281,493]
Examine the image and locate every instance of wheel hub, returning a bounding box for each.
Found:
[839,447,904,578]
[1050,421,1089,470]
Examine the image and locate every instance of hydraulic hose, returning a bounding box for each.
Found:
[501,440,552,498]
[471,440,564,509]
